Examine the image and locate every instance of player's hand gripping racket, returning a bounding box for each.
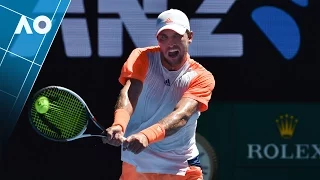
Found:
[28,86,126,142]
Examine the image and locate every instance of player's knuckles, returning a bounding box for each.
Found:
[115,133,124,140]
[105,127,112,133]
[108,128,118,135]
[106,131,113,139]
[127,136,136,142]
[138,138,144,144]
[136,138,145,146]
[114,133,120,138]
[115,130,123,134]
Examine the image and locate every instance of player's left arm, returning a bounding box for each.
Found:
[157,97,199,136]
[159,72,215,137]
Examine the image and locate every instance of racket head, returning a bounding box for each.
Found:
[28,86,91,142]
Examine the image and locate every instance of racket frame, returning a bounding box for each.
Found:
[28,86,107,142]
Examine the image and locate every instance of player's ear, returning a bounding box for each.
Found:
[156,35,161,46]
[187,30,193,43]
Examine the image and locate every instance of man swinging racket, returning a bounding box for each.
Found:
[102,9,215,180]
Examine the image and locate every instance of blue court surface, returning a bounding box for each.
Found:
[0,0,70,146]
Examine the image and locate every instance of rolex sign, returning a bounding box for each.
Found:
[234,104,320,167]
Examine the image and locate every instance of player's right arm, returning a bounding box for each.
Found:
[115,79,142,117]
[102,48,148,146]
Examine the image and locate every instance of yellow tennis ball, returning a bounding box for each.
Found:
[35,96,50,114]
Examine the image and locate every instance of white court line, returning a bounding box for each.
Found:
[0,4,34,21]
[0,32,16,68]
[9,0,63,117]
[0,89,17,98]
[0,4,38,69]
[0,47,41,67]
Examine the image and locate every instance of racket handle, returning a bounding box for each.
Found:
[100,130,126,142]
[90,134,127,142]
[82,134,107,138]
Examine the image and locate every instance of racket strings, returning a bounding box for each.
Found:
[30,88,88,140]
[61,91,86,137]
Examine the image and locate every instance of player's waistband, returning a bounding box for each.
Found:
[187,155,201,168]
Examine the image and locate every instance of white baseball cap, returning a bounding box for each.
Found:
[156,9,191,36]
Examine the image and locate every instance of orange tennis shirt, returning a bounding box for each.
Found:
[118,46,215,176]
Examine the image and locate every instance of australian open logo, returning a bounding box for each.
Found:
[247,114,320,160]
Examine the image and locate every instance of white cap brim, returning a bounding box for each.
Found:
[156,24,187,36]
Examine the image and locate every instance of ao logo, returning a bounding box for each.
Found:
[14,15,52,35]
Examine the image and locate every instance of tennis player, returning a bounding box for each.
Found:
[102,9,215,180]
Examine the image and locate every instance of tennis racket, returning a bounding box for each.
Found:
[28,86,125,142]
